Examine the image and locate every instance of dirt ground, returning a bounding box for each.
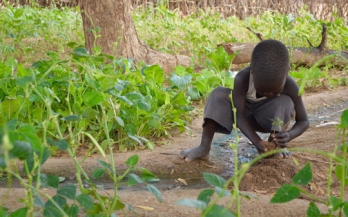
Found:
[1,85,348,216]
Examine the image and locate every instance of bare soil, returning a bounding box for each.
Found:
[1,85,348,216]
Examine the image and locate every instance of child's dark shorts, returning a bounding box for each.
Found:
[203,86,295,134]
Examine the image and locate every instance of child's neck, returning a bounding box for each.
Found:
[256,93,264,98]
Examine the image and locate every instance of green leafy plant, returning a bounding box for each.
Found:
[0,118,162,217]
[271,109,348,217]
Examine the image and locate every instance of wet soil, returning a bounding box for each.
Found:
[1,85,348,216]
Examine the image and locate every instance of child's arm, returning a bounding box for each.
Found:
[232,69,267,154]
[273,76,309,148]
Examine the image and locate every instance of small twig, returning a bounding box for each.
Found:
[329,108,346,117]
[246,27,264,41]
[201,161,216,168]
[306,38,314,48]
[318,23,327,52]
[293,154,330,165]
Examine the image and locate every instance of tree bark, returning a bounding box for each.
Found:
[78,0,190,72]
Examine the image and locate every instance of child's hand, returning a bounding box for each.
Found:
[272,132,290,148]
[255,141,268,154]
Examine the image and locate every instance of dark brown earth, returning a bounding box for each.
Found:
[1,85,348,216]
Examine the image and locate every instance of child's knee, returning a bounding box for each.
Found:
[278,94,294,108]
[210,86,231,100]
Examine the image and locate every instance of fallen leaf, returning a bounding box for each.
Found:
[253,189,268,194]
[135,205,154,211]
[315,172,326,179]
[292,156,299,166]
[177,178,187,186]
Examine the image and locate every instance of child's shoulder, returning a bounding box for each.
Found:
[284,75,300,94]
[233,66,251,92]
[235,66,251,82]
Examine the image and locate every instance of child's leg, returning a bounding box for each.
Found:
[179,87,234,162]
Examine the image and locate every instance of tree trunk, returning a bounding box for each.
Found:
[219,24,348,67]
[78,0,190,72]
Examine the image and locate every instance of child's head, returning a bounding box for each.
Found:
[251,39,290,97]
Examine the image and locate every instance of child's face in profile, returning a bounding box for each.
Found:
[254,77,286,98]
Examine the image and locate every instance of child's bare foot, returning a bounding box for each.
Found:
[179,146,210,162]
[275,149,292,158]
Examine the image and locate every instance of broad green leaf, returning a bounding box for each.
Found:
[39,174,59,189]
[215,186,231,197]
[73,47,89,57]
[64,204,79,217]
[335,165,348,185]
[206,204,236,217]
[203,173,226,188]
[176,199,206,209]
[113,199,125,211]
[16,76,32,87]
[34,195,45,207]
[48,195,67,209]
[170,74,192,88]
[81,107,98,120]
[83,91,104,106]
[128,134,144,147]
[144,65,165,83]
[8,208,27,217]
[116,116,124,127]
[292,162,312,185]
[46,175,59,189]
[57,185,76,200]
[115,95,133,106]
[193,80,208,95]
[9,141,32,160]
[14,8,24,18]
[270,184,300,203]
[6,119,18,131]
[140,168,159,182]
[340,109,348,128]
[136,100,151,111]
[225,77,234,90]
[197,189,214,204]
[40,147,51,165]
[20,131,42,152]
[343,202,348,217]
[67,42,78,49]
[128,173,143,186]
[1,97,23,116]
[307,202,320,217]
[0,207,8,217]
[43,206,61,217]
[329,196,342,211]
[147,184,162,202]
[187,86,201,100]
[76,194,94,210]
[207,46,234,71]
[61,115,80,122]
[208,76,223,87]
[97,160,111,171]
[57,139,68,150]
[171,91,188,106]
[125,92,145,102]
[126,154,139,168]
[92,168,105,179]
